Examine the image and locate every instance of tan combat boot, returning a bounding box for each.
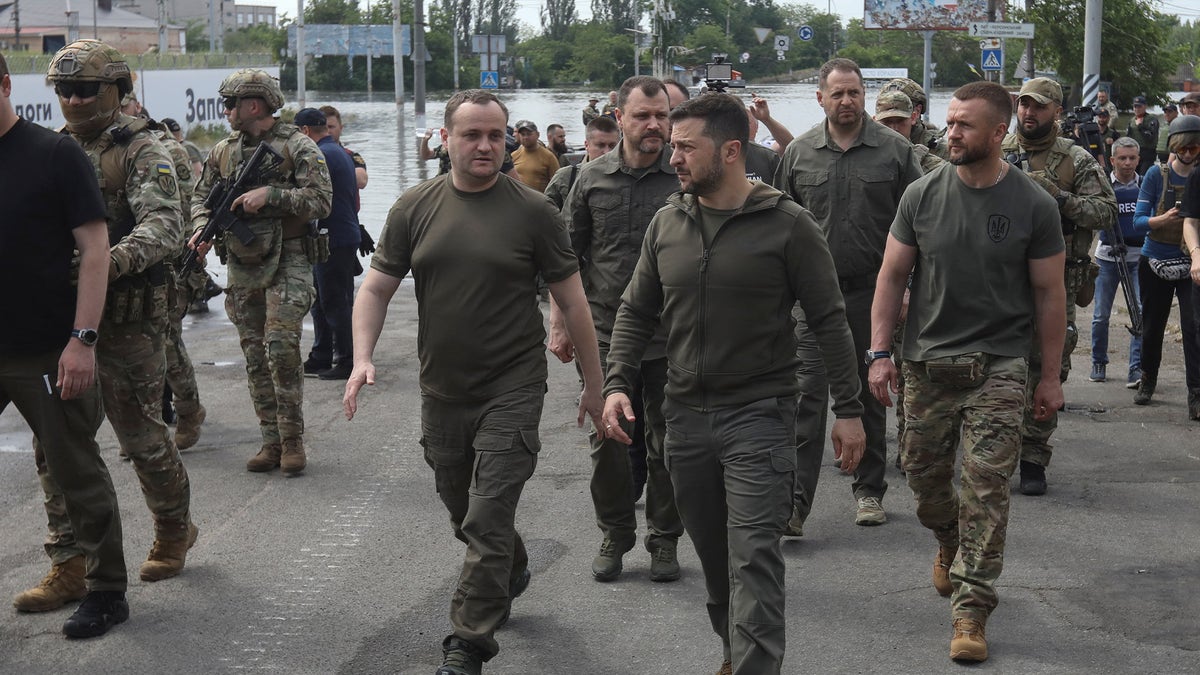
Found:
[950,617,988,662]
[716,660,732,675]
[13,556,86,612]
[933,545,957,597]
[140,520,199,582]
[174,404,206,450]
[280,438,306,477]
[246,442,282,472]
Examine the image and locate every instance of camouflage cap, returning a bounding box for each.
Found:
[1018,77,1062,106]
[881,77,926,109]
[875,91,914,121]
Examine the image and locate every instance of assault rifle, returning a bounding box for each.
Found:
[178,143,284,277]
[1070,112,1143,337]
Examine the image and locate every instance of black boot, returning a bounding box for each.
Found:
[1189,388,1200,420]
[1019,460,1047,496]
[62,591,129,639]
[1134,375,1156,405]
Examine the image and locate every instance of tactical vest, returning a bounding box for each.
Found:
[211,122,307,236]
[1151,163,1189,246]
[1003,135,1084,257]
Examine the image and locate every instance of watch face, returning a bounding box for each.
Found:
[74,329,99,346]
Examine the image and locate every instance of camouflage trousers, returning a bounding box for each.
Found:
[165,276,201,416]
[226,242,314,444]
[36,311,193,553]
[900,355,1027,622]
[1020,272,1082,468]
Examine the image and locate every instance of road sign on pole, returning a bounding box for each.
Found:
[774,35,790,51]
[798,25,814,41]
[981,49,1003,71]
[480,71,499,88]
[969,22,1035,39]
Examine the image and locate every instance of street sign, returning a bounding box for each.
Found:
[969,22,1035,39]
[777,51,786,61]
[979,38,1001,50]
[981,49,1002,71]
[775,35,790,51]
[480,71,499,89]
[740,51,750,63]
[798,25,814,41]
[754,27,772,44]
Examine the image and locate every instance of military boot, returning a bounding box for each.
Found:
[174,404,206,450]
[13,556,86,612]
[280,438,307,477]
[716,660,732,675]
[140,519,199,582]
[1018,461,1047,496]
[950,617,988,662]
[435,636,483,675]
[933,546,957,597]
[246,442,282,472]
[648,539,681,582]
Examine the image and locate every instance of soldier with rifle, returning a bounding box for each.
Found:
[188,69,332,477]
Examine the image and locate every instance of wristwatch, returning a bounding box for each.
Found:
[71,328,99,347]
[863,349,891,366]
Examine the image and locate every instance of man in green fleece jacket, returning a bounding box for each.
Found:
[601,93,866,675]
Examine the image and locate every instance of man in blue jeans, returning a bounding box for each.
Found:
[296,107,361,380]
[1091,137,1147,387]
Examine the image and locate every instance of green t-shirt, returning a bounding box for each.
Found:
[696,203,738,248]
[890,164,1065,361]
[372,174,578,401]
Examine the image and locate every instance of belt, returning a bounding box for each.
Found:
[838,273,877,293]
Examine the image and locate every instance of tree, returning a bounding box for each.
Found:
[474,0,519,39]
[541,0,578,41]
[1018,0,1181,107]
[591,0,638,31]
[566,21,634,86]
[223,23,287,55]
[304,0,363,24]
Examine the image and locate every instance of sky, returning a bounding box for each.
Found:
[254,1,1199,32]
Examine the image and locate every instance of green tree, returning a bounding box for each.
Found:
[304,0,363,24]
[591,0,639,31]
[1018,0,1181,107]
[223,23,287,55]
[566,21,634,86]
[541,0,578,41]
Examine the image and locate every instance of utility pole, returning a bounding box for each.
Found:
[12,0,19,52]
[414,0,426,122]
[209,0,217,51]
[1081,0,1102,106]
[1023,0,1035,81]
[297,0,306,108]
[157,0,167,53]
[393,0,405,108]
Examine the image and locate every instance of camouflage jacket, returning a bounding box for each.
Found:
[191,119,332,287]
[913,143,945,175]
[153,129,194,225]
[1002,133,1118,260]
[74,114,183,280]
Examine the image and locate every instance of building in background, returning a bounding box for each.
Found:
[0,1,185,53]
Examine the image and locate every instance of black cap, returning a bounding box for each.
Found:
[294,107,327,127]
[1133,95,1147,105]
[161,118,181,132]
[1164,103,1178,112]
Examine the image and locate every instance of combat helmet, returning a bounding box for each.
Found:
[881,77,927,112]
[48,39,132,137]
[219,69,285,111]
[47,39,133,94]
[1167,114,1200,152]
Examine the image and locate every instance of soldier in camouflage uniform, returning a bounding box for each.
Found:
[189,69,332,477]
[34,39,197,585]
[876,91,945,174]
[1001,78,1118,496]
[870,81,1066,663]
[881,77,946,158]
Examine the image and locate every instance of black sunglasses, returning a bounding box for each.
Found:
[54,81,102,99]
[223,96,240,109]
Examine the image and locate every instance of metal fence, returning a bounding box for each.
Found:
[4,52,277,75]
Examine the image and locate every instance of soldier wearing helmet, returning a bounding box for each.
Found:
[32,39,199,590]
[1002,77,1117,495]
[188,68,332,477]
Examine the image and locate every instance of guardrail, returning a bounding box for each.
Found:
[4,52,277,75]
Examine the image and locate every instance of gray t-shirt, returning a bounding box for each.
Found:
[891,164,1064,361]
[373,174,578,401]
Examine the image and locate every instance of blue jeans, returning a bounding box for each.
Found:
[1091,257,1142,373]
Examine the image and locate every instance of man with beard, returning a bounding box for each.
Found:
[37,39,197,592]
[774,58,922,533]
[603,92,864,675]
[553,75,685,583]
[545,123,570,167]
[1001,77,1116,495]
[511,119,559,192]
[544,116,620,210]
[870,80,1066,665]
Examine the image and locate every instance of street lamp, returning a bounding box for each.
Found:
[624,27,650,76]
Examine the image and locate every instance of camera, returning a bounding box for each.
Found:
[703,54,744,94]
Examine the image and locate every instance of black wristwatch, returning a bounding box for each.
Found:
[71,328,99,347]
[863,349,891,366]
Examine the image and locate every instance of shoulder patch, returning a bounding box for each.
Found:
[156,162,178,196]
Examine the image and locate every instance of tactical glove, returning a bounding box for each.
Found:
[358,225,376,257]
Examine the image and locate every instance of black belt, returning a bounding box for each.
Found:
[838,273,877,293]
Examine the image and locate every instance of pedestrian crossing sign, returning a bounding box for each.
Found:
[981,49,1002,71]
[481,71,499,89]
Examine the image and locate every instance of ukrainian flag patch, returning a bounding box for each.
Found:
[155,162,178,196]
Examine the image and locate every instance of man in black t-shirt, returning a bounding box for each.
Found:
[0,52,128,638]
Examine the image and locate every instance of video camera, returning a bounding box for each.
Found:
[1062,105,1104,165]
[703,54,744,94]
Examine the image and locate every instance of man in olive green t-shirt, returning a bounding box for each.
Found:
[869,81,1065,664]
[343,89,606,675]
